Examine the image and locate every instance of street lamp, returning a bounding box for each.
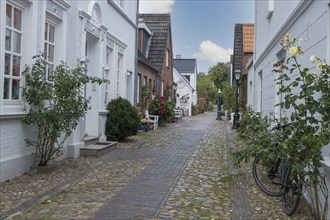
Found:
[216,88,222,120]
[232,69,241,129]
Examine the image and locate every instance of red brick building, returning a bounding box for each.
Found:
[138,14,174,99]
[232,23,254,109]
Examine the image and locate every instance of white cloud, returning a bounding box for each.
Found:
[139,0,175,13]
[194,40,233,63]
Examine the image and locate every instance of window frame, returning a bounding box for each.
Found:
[3,2,24,105]
[44,20,56,80]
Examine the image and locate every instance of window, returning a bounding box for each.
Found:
[104,48,112,106]
[143,76,147,87]
[116,54,123,98]
[4,3,23,101]
[44,21,55,79]
[166,49,169,67]
[184,75,190,82]
[148,79,152,92]
[161,81,164,96]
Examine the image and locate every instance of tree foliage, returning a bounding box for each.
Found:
[196,73,217,103]
[208,62,230,90]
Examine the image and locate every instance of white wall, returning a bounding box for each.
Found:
[173,68,193,116]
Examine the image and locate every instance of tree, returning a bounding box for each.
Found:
[221,82,236,111]
[196,73,217,110]
[23,55,106,166]
[208,62,230,90]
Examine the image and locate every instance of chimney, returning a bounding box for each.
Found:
[176,54,181,59]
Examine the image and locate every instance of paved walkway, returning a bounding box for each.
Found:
[1,112,312,219]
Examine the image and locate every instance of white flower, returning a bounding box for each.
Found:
[289,46,303,56]
[289,47,299,56]
[317,63,325,71]
[312,72,319,78]
[310,55,318,64]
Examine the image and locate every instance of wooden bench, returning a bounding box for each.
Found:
[145,110,159,130]
[174,109,183,122]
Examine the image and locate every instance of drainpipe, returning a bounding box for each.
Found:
[133,0,139,105]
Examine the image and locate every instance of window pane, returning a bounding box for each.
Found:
[5,54,10,75]
[4,78,10,99]
[12,79,20,100]
[44,43,48,56]
[6,4,12,26]
[13,32,21,53]
[5,29,11,51]
[14,8,22,30]
[47,64,54,79]
[49,45,54,62]
[49,25,55,43]
[12,56,21,76]
[44,23,48,40]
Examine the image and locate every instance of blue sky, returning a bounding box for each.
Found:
[139,0,255,73]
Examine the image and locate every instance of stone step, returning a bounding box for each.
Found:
[80,141,117,157]
[84,136,99,146]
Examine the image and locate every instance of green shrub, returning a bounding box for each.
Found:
[191,103,200,116]
[105,97,140,141]
[233,107,274,165]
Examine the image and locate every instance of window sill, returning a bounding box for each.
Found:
[0,112,27,120]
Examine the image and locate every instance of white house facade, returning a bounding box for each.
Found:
[173,57,198,105]
[250,0,329,217]
[173,68,194,116]
[0,0,138,181]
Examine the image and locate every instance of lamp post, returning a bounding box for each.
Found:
[232,69,241,129]
[216,88,222,120]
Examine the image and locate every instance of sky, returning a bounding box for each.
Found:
[139,0,255,73]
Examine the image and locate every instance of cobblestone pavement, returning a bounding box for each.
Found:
[158,116,233,219]
[0,112,313,219]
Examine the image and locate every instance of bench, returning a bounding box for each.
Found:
[145,110,159,130]
[174,109,183,122]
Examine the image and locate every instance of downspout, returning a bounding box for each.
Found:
[133,0,139,105]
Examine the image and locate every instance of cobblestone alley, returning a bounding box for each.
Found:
[0,112,312,220]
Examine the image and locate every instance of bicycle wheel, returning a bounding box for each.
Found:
[281,175,302,216]
[253,151,284,196]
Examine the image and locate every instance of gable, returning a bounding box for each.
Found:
[173,59,196,73]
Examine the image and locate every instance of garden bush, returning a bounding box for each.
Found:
[105,97,140,141]
[23,55,106,166]
[149,95,174,126]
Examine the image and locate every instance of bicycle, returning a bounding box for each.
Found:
[252,123,302,216]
